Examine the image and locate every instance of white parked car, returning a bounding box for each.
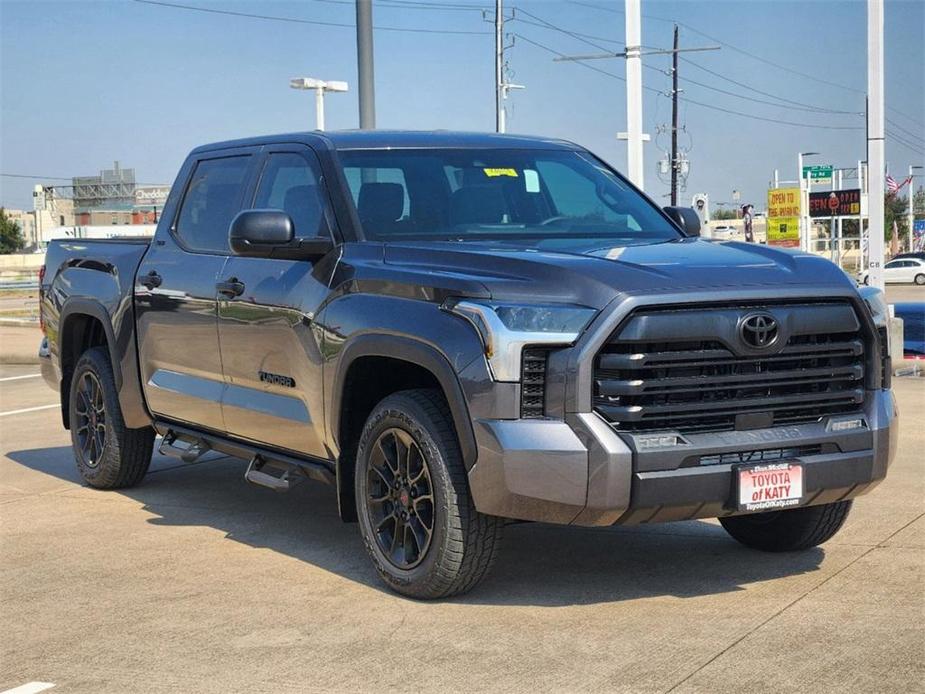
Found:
[858,258,925,285]
[709,224,741,241]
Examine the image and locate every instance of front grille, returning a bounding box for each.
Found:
[594,301,868,434]
[521,349,548,418]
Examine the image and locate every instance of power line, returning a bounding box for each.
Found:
[513,32,630,83]
[569,0,924,127]
[568,0,866,95]
[515,4,864,124]
[309,0,488,11]
[132,0,491,35]
[887,131,925,156]
[518,31,864,130]
[662,64,865,116]
[512,7,619,52]
[1,173,169,185]
[681,57,864,115]
[886,117,924,145]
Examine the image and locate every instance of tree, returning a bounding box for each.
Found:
[884,193,908,242]
[913,185,925,216]
[712,208,738,220]
[0,208,25,254]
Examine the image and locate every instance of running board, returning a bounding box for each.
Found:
[153,421,335,488]
[159,431,211,463]
[245,455,302,492]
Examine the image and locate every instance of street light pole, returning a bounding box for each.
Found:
[290,78,349,131]
[798,151,819,252]
[356,0,376,130]
[314,87,326,131]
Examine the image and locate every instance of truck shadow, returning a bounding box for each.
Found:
[8,446,825,607]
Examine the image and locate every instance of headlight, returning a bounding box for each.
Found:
[859,286,889,328]
[445,299,597,381]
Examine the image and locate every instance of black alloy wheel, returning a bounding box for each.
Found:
[74,371,107,468]
[364,427,435,569]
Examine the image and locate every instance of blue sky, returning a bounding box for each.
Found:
[1,0,923,211]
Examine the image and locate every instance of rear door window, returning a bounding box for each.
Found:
[175,155,252,253]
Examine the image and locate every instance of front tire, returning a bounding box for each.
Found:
[355,389,503,599]
[914,273,925,285]
[69,346,154,489]
[719,500,853,552]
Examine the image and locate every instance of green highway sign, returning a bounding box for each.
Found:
[802,164,833,184]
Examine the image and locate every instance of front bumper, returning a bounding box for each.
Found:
[467,388,898,526]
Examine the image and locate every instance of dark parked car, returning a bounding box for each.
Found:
[893,302,925,357]
[38,131,898,598]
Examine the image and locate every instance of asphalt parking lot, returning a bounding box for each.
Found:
[1,370,923,693]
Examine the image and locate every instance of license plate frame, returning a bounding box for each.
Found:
[734,461,804,512]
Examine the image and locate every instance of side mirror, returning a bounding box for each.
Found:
[663,206,701,237]
[229,209,334,260]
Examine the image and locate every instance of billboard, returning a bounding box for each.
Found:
[808,189,861,218]
[133,186,170,208]
[767,187,800,247]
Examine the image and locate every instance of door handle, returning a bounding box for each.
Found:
[216,277,245,298]
[140,270,162,290]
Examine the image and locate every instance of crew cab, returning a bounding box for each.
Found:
[39,131,898,598]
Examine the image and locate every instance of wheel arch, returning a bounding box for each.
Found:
[58,299,151,430]
[331,335,478,522]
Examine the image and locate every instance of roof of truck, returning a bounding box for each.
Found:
[190,130,583,154]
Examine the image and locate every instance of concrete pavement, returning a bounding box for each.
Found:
[0,368,923,693]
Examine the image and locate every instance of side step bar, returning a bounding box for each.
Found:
[245,456,302,492]
[153,421,335,490]
[159,431,212,463]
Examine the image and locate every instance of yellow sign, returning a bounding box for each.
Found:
[767,187,800,247]
[483,168,518,177]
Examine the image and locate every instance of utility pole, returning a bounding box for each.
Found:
[867,0,885,289]
[356,0,375,129]
[909,165,923,252]
[495,0,503,133]
[669,24,680,206]
[554,5,717,193]
[622,0,645,188]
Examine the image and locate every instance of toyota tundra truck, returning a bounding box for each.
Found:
[38,131,898,598]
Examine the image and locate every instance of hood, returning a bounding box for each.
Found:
[382,237,856,310]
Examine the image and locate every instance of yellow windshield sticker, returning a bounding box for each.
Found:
[483,168,518,177]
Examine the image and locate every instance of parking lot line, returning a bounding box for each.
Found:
[0,683,55,694]
[0,374,41,382]
[0,374,42,386]
[0,404,58,417]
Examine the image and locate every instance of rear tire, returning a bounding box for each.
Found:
[914,273,925,285]
[719,500,853,552]
[354,389,503,599]
[69,346,154,489]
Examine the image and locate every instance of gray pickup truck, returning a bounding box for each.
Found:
[39,131,897,598]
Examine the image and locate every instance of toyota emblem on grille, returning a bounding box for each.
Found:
[739,313,779,349]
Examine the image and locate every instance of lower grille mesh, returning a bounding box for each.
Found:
[521,349,548,418]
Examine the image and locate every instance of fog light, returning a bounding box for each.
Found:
[636,434,685,449]
[828,417,867,432]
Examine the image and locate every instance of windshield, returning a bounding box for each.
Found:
[338,148,681,245]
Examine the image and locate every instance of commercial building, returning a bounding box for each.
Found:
[26,161,170,246]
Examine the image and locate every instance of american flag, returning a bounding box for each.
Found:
[886,175,912,195]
